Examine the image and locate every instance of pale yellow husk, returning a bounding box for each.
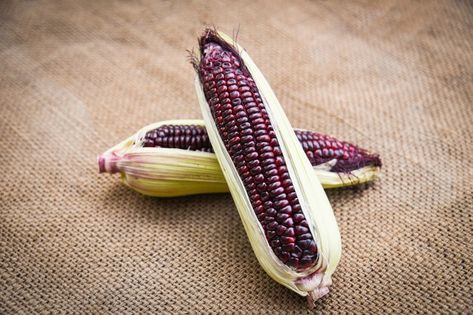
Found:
[194,31,341,297]
[99,120,229,197]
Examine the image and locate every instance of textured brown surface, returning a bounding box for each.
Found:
[1,0,472,314]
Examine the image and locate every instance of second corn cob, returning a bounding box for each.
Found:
[99,120,381,197]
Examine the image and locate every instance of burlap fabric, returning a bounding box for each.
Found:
[1,0,472,314]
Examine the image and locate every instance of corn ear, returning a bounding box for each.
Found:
[99,120,380,197]
[193,30,341,305]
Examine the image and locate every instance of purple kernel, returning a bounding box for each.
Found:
[254,174,265,183]
[279,206,292,214]
[255,205,264,215]
[266,208,277,217]
[300,256,316,266]
[256,183,267,191]
[308,241,317,254]
[274,199,289,209]
[256,135,271,142]
[270,187,284,197]
[275,156,284,166]
[282,243,295,252]
[298,233,313,240]
[281,236,295,244]
[266,230,276,240]
[245,152,258,161]
[293,213,305,223]
[267,221,278,230]
[279,252,290,263]
[267,175,279,183]
[264,201,273,208]
[284,227,295,237]
[273,193,287,201]
[297,239,311,249]
[293,246,303,257]
[264,169,278,177]
[276,225,287,236]
[276,213,290,222]
[282,218,294,227]
[257,213,265,221]
[295,226,309,235]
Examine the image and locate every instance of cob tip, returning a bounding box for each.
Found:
[97,153,119,174]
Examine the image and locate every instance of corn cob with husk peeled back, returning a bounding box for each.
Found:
[192,29,341,307]
[98,120,381,197]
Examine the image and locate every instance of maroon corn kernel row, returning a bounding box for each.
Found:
[142,124,382,173]
[143,124,213,152]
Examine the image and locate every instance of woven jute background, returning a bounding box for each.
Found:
[1,0,472,314]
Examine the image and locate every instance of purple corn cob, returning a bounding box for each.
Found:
[142,124,381,173]
[194,30,319,270]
